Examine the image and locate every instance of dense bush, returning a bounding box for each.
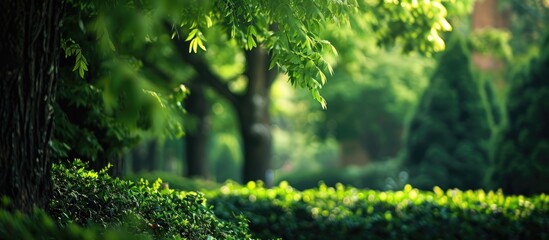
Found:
[49,160,251,239]
[0,207,153,240]
[205,181,549,240]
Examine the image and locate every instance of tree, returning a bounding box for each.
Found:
[184,78,212,178]
[174,0,455,183]
[404,34,491,190]
[0,0,64,211]
[491,32,549,195]
[0,0,187,211]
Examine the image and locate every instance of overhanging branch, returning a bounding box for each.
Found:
[174,39,240,106]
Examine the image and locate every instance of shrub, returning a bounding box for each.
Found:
[205,181,549,239]
[49,160,251,239]
[0,208,153,240]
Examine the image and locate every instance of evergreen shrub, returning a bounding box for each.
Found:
[404,34,491,190]
[49,160,250,239]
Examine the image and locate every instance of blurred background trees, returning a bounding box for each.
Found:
[116,0,549,195]
[112,0,455,186]
[79,0,549,196]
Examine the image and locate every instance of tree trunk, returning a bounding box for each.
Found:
[132,140,157,172]
[176,38,276,184]
[185,79,211,179]
[238,47,276,185]
[90,154,124,177]
[0,0,63,212]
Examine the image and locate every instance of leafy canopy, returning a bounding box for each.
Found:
[68,0,455,108]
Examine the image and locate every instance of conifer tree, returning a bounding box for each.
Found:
[405,34,491,190]
[491,33,549,195]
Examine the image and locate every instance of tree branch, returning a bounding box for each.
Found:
[141,58,176,86]
[174,39,240,106]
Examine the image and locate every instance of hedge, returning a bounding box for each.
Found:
[205,181,549,239]
[3,162,548,239]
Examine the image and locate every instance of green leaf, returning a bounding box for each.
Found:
[318,70,327,85]
[190,38,198,53]
[205,16,213,28]
[186,29,198,41]
[196,37,206,51]
[79,67,85,78]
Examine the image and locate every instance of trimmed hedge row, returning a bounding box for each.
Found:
[48,160,251,239]
[4,162,549,239]
[205,181,549,239]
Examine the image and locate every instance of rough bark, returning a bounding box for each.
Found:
[0,0,63,212]
[184,79,211,179]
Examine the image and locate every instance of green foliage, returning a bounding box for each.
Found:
[470,29,513,61]
[500,0,549,54]
[205,181,549,239]
[62,39,89,79]
[52,2,190,164]
[404,34,491,190]
[49,160,251,239]
[0,208,153,240]
[51,76,140,161]
[313,47,433,160]
[491,32,549,195]
[125,171,221,192]
[73,0,457,107]
[363,0,453,53]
